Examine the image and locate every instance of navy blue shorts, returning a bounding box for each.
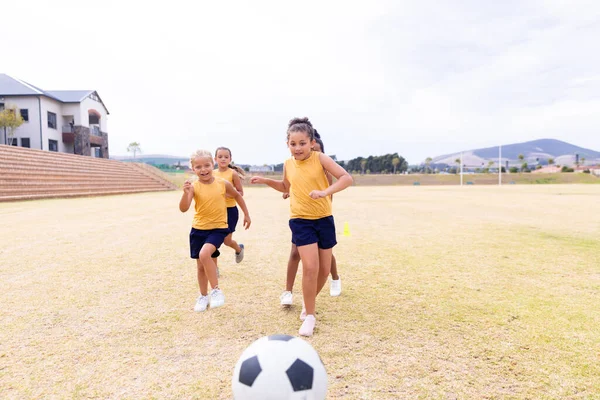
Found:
[227,206,239,233]
[289,216,337,249]
[189,228,229,259]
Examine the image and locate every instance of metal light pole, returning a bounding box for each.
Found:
[460,152,463,186]
[499,144,502,186]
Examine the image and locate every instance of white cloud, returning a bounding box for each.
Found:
[2,0,599,164]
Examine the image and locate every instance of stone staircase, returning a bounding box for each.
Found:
[0,145,177,202]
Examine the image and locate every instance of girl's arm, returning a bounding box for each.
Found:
[179,180,194,212]
[325,170,333,186]
[325,170,334,202]
[225,181,251,229]
[309,154,353,199]
[250,165,290,193]
[232,170,244,196]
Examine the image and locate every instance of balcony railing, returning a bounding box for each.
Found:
[62,124,102,136]
[91,125,101,136]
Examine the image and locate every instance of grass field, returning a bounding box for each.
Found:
[1,185,599,399]
[166,171,600,189]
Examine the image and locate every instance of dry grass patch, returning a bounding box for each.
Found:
[1,185,599,399]
[168,172,600,187]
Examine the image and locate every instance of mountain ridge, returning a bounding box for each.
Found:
[432,138,599,166]
[110,139,600,167]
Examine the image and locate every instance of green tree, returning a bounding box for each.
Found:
[548,157,554,166]
[127,142,141,158]
[400,160,408,173]
[392,157,400,174]
[581,157,586,166]
[343,153,407,174]
[0,105,24,146]
[455,158,461,174]
[425,157,433,174]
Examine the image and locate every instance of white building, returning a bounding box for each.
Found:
[0,74,110,158]
[249,165,275,173]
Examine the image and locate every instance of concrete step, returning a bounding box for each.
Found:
[0,145,176,201]
[1,185,169,196]
[0,188,173,202]
[0,181,169,189]
[0,159,135,174]
[0,161,148,175]
[0,145,121,165]
[0,176,163,184]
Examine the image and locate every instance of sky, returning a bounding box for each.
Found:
[3,0,600,165]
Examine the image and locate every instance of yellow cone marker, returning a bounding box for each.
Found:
[343,222,351,237]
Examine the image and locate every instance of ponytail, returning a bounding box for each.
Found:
[229,163,246,178]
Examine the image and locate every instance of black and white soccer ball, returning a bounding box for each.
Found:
[232,334,328,400]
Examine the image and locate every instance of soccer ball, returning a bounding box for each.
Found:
[232,334,328,400]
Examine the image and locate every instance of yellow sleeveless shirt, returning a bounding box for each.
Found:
[213,168,237,208]
[192,178,228,230]
[284,151,331,220]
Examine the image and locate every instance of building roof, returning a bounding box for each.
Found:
[0,73,46,96]
[0,74,108,114]
[531,166,561,174]
[45,90,94,103]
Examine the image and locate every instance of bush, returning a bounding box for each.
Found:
[509,167,519,173]
[561,166,574,173]
[535,177,557,184]
[583,169,591,174]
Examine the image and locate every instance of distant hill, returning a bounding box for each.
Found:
[111,154,189,166]
[432,139,600,167]
[110,154,254,171]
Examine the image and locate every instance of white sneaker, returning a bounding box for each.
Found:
[280,291,293,306]
[235,244,244,263]
[330,277,342,297]
[194,295,209,312]
[299,315,316,337]
[209,288,225,308]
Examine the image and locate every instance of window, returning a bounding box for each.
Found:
[20,109,29,122]
[10,138,18,146]
[49,139,58,152]
[21,138,30,148]
[48,112,57,129]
